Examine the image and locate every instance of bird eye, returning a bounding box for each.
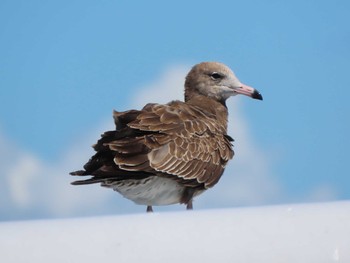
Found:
[210,72,222,80]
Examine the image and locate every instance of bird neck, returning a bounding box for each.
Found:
[185,94,229,132]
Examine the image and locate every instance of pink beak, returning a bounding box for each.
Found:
[235,84,263,100]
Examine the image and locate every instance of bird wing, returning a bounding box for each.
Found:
[108,101,234,188]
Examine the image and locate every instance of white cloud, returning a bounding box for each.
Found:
[0,122,129,221]
[195,102,280,208]
[222,99,282,205]
[132,64,190,108]
[306,184,339,203]
[7,154,42,208]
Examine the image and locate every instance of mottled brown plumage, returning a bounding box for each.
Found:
[70,62,262,212]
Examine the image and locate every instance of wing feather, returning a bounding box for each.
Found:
[128,102,234,187]
[72,101,234,189]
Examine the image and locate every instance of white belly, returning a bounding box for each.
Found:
[102,177,188,206]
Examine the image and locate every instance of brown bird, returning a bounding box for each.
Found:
[70,62,262,212]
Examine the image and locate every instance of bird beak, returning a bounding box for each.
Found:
[234,83,263,100]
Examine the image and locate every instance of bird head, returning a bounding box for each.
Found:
[185,62,263,102]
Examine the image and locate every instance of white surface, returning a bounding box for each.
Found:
[1,201,349,263]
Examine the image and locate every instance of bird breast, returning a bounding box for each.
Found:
[101,176,204,206]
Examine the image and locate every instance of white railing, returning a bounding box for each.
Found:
[1,201,349,263]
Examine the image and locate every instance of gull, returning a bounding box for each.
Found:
[70,62,263,212]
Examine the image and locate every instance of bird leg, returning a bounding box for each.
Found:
[186,200,193,210]
[146,205,153,213]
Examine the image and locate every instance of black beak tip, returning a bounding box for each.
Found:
[252,90,263,100]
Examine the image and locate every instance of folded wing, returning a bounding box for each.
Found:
[71,101,234,189]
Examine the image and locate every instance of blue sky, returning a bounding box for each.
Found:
[1,0,349,221]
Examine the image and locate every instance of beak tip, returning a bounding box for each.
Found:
[252,90,263,101]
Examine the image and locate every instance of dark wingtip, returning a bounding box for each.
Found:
[71,178,104,185]
[70,170,86,176]
[252,90,263,100]
[71,180,90,185]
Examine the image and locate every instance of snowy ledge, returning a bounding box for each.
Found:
[1,201,349,263]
